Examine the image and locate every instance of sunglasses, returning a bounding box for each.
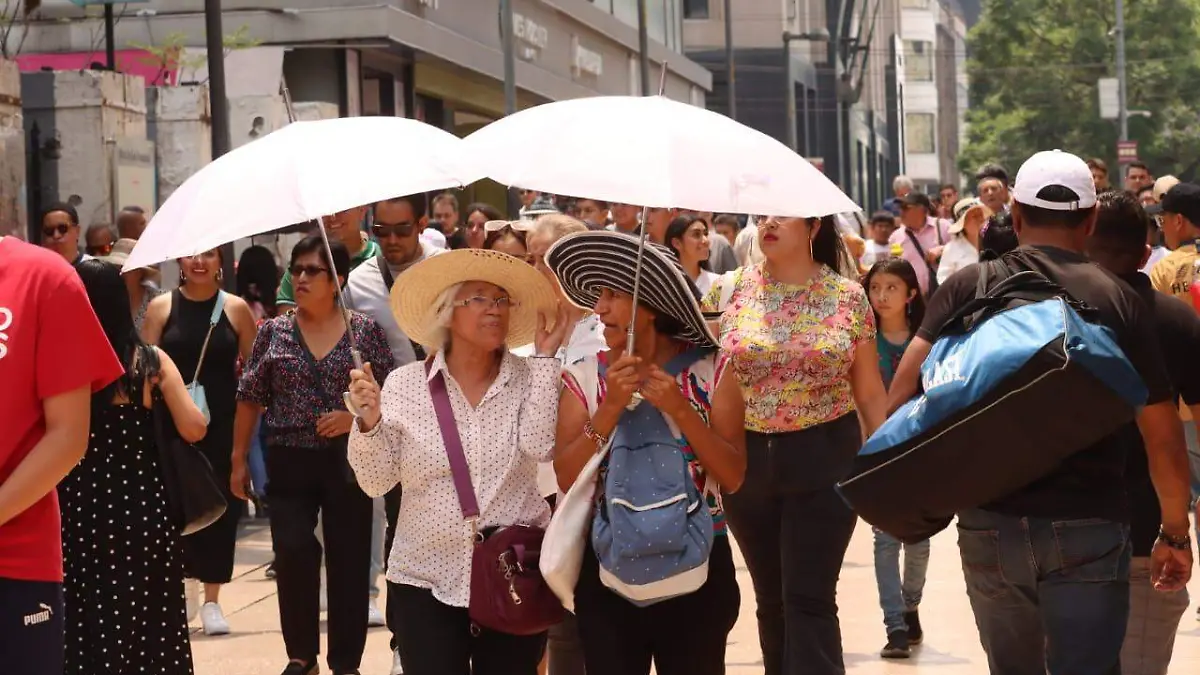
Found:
[484,219,537,233]
[42,224,71,238]
[289,264,330,278]
[372,222,417,238]
[87,243,115,256]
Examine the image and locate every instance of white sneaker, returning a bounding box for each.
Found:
[390,649,404,675]
[367,599,385,628]
[199,602,231,636]
[184,579,200,622]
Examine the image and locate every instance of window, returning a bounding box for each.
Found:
[900,0,929,7]
[905,113,936,154]
[684,0,709,19]
[903,41,933,81]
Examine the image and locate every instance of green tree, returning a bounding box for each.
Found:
[960,0,1200,179]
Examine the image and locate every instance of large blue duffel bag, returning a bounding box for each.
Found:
[837,257,1148,543]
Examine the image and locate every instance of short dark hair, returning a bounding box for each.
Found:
[432,192,460,212]
[975,163,1010,187]
[289,235,350,282]
[1086,158,1108,174]
[42,201,79,225]
[375,194,427,220]
[980,211,1018,259]
[1088,190,1151,274]
[119,205,145,214]
[940,184,958,193]
[1136,185,1155,200]
[712,213,740,229]
[870,211,897,226]
[577,198,610,210]
[1016,185,1094,229]
[1129,161,1150,173]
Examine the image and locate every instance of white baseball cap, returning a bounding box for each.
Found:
[1012,150,1098,211]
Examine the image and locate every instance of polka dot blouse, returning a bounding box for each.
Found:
[348,350,561,608]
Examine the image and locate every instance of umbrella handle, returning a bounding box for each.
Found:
[344,347,367,417]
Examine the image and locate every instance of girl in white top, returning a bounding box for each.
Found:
[347,248,570,675]
[937,200,991,285]
[665,214,721,296]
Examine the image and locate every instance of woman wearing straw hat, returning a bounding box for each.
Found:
[346,248,571,675]
[546,231,746,675]
[936,198,991,285]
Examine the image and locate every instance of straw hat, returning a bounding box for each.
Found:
[97,238,153,271]
[949,198,992,235]
[545,230,718,349]
[390,248,558,351]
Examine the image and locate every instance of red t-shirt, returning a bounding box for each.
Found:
[0,237,123,582]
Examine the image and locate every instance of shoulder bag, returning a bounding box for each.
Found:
[187,290,227,423]
[143,345,227,535]
[427,360,564,635]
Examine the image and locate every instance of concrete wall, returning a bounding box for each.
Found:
[23,70,147,229]
[0,60,25,239]
[147,84,211,208]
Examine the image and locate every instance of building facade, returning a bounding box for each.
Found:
[682,0,905,214]
[899,0,968,194]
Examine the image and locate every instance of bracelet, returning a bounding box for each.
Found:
[583,421,610,448]
[1157,529,1192,551]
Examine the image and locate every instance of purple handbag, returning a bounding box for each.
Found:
[426,363,564,636]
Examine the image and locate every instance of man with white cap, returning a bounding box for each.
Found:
[886,150,1194,675]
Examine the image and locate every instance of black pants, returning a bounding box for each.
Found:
[0,577,63,675]
[573,536,740,675]
[721,414,860,675]
[383,484,402,652]
[268,444,373,673]
[391,583,547,675]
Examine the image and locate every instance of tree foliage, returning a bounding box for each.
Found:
[960,0,1200,178]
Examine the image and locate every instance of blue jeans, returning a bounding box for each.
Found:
[957,509,1130,675]
[249,419,269,498]
[872,528,930,635]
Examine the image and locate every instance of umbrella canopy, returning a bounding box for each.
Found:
[124,116,479,272]
[462,95,859,218]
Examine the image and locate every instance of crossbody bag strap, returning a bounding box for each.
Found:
[376,252,395,291]
[425,360,481,522]
[191,291,226,385]
[904,229,940,290]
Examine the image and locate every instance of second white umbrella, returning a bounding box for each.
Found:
[462,95,859,218]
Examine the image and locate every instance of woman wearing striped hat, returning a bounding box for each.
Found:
[547,231,746,675]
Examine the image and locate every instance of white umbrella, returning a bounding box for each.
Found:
[462,95,859,218]
[123,115,480,272]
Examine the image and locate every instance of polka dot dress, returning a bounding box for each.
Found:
[59,404,194,675]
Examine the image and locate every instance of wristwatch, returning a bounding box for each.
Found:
[1157,529,1192,551]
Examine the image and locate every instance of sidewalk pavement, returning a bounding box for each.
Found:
[192,520,1200,674]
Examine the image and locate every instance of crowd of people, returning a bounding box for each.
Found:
[2,147,1199,675]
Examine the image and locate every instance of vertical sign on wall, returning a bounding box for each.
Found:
[345,49,362,117]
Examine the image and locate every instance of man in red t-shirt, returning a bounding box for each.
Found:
[0,236,123,674]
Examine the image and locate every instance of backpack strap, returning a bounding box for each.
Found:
[938,256,1096,337]
[425,360,482,531]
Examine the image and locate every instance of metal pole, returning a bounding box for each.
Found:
[637,0,650,95]
[500,0,517,115]
[784,35,797,152]
[724,0,736,120]
[103,2,115,70]
[1115,0,1129,182]
[205,0,235,289]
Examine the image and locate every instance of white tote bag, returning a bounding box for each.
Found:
[539,357,607,613]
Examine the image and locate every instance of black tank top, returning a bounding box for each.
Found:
[160,289,240,421]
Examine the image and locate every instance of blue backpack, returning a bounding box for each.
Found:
[593,348,715,606]
[837,256,1149,542]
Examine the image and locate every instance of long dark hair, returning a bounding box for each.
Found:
[76,259,144,406]
[980,211,1018,260]
[863,258,926,336]
[811,215,857,277]
[236,245,280,318]
[664,215,712,271]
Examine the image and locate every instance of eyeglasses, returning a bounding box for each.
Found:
[453,296,518,311]
[87,243,114,256]
[484,219,537,233]
[372,222,417,238]
[42,224,71,238]
[289,264,330,278]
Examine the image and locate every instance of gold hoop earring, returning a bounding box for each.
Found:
[179,269,186,285]
[216,268,224,284]
[809,236,815,261]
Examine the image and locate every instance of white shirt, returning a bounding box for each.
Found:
[937,236,980,285]
[348,350,560,608]
[695,269,720,297]
[343,242,443,367]
[1141,246,1169,274]
[861,240,892,268]
[421,228,447,250]
[734,222,763,267]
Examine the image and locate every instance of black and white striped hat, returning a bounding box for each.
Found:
[545,230,719,349]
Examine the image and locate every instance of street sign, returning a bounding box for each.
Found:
[1117,140,1139,165]
[1098,78,1119,120]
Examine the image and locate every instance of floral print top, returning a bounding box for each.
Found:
[237,311,395,449]
[702,264,875,433]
